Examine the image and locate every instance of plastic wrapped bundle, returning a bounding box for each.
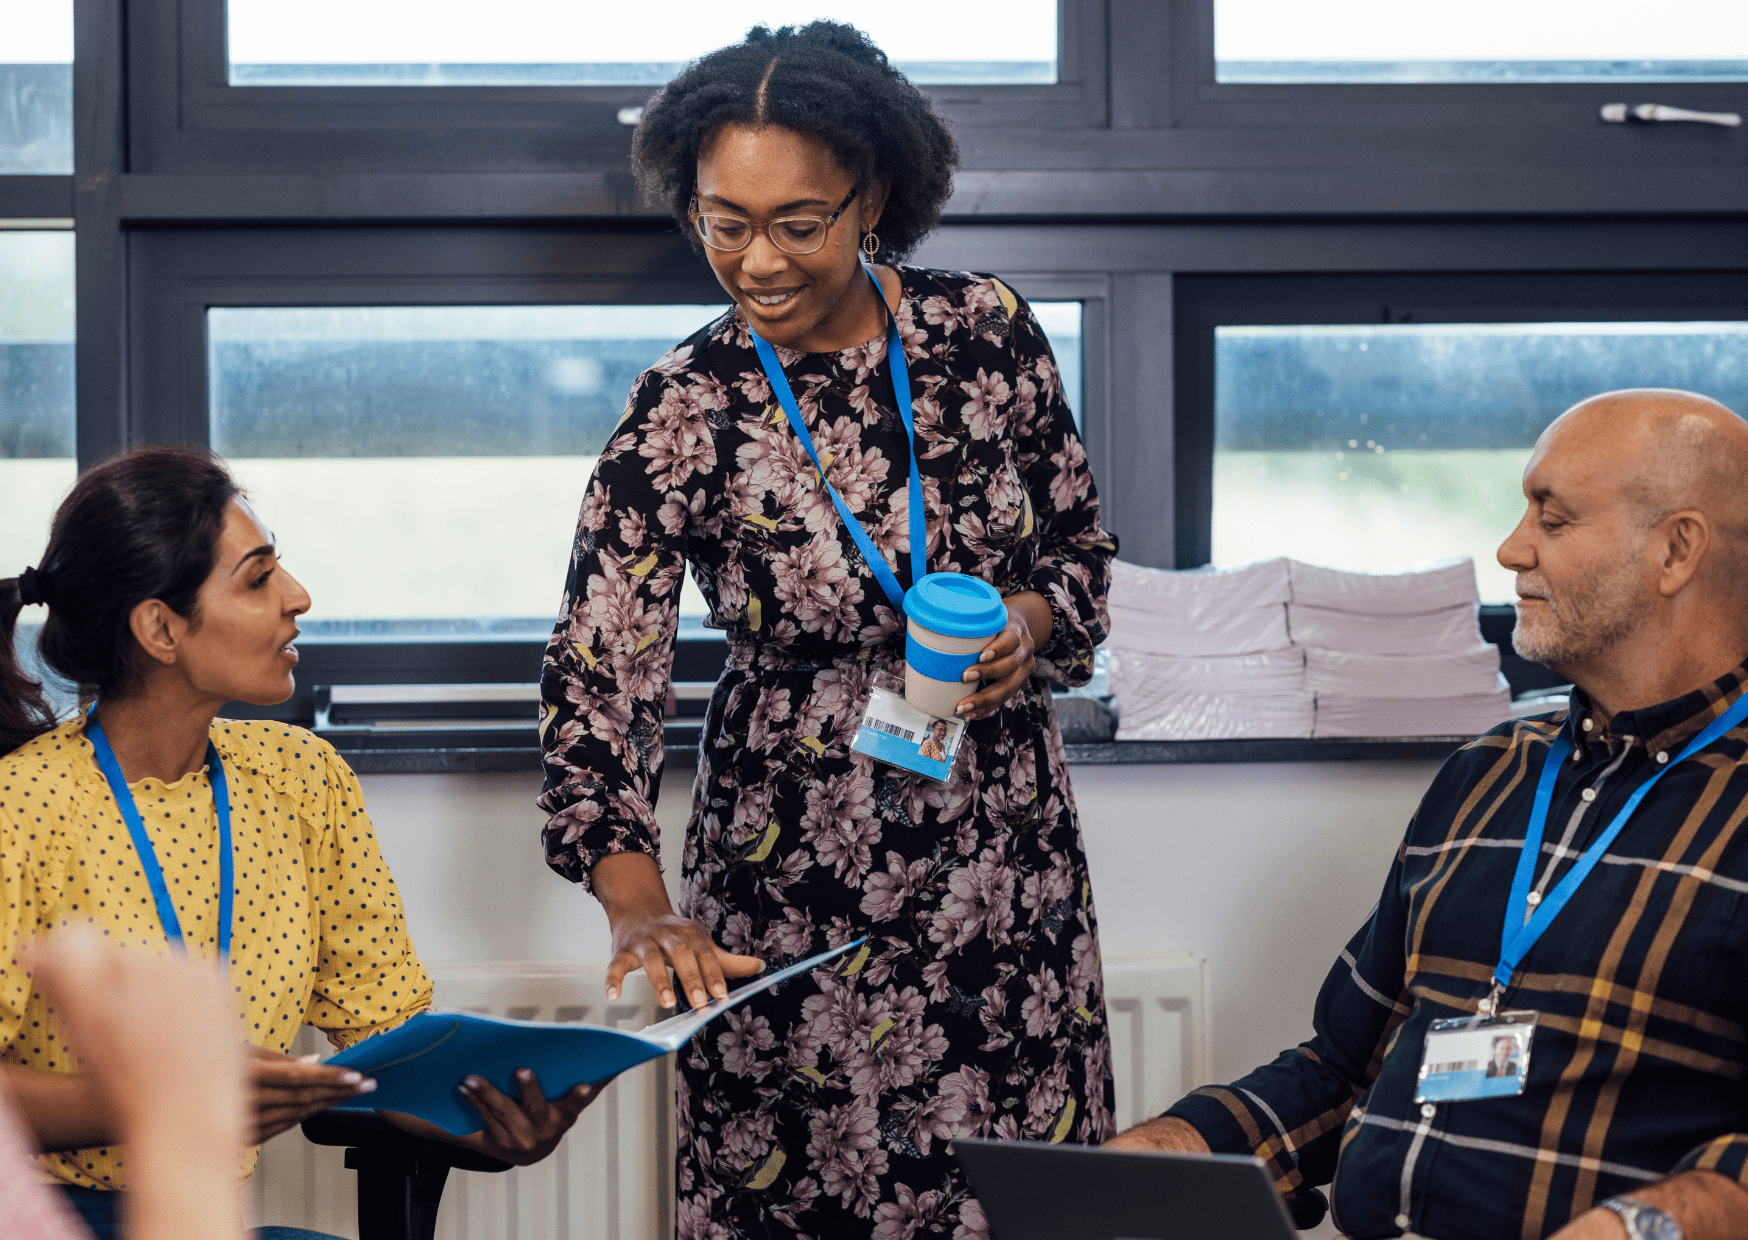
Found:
[1108,558,1292,657]
[1288,605,1485,656]
[1108,647,1305,697]
[1288,555,1479,615]
[1110,647,1315,741]
[1312,688,1513,738]
[1304,644,1503,698]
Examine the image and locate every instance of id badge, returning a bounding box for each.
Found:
[852,672,967,784]
[1416,1010,1537,1102]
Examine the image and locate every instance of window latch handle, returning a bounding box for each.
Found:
[1600,102,1742,128]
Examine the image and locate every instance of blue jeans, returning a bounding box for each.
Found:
[58,1187,343,1240]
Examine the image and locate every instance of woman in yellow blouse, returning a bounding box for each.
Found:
[0,446,594,1236]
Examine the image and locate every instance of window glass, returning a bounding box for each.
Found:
[227,1,1056,87]
[1031,300,1082,429]
[1217,0,1748,83]
[210,298,1085,623]
[0,0,73,174]
[1212,322,1748,603]
[0,229,77,582]
[209,304,725,621]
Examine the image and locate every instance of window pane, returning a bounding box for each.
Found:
[226,1,1056,86]
[1030,301,1082,429]
[1217,0,1748,83]
[1212,322,1748,603]
[0,0,73,174]
[0,229,77,584]
[209,304,726,622]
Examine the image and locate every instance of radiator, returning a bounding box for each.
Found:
[251,953,1210,1240]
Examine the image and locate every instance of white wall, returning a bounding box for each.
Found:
[359,755,1441,1088]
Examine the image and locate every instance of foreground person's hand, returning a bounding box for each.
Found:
[592,852,763,1009]
[27,927,246,1240]
[246,1043,377,1143]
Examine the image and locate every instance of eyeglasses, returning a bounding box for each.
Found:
[690,187,859,256]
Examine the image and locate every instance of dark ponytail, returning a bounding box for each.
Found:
[1,445,239,757]
[0,579,55,755]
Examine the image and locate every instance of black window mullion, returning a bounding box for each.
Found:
[73,0,128,469]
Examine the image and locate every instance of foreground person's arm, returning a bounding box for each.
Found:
[30,928,245,1240]
[5,1033,379,1153]
[1551,1170,1748,1239]
[0,1085,88,1239]
[0,1067,111,1152]
[1104,1114,1212,1154]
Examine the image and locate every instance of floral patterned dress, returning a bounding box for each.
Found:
[538,266,1119,1240]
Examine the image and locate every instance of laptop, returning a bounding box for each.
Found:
[952,1137,1299,1240]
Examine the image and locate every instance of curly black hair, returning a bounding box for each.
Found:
[631,21,959,262]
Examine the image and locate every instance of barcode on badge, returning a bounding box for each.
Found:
[1428,1060,1480,1075]
[865,717,916,743]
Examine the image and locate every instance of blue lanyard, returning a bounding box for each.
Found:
[748,264,927,613]
[1494,690,1748,995]
[86,719,234,971]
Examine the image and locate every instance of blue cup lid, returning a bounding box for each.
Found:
[903,572,1008,638]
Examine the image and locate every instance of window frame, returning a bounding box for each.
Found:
[127,224,729,443]
[1164,1,1748,179]
[127,0,1107,175]
[1171,268,1748,571]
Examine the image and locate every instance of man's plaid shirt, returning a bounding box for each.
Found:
[1168,661,1748,1240]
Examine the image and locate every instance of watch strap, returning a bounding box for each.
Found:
[1601,1196,1683,1240]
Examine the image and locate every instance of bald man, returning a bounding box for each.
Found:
[1107,390,1748,1240]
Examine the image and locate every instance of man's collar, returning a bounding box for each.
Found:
[1567,659,1748,763]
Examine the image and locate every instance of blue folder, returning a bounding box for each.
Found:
[327,939,863,1134]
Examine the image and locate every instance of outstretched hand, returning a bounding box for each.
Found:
[592,852,764,1010]
[606,908,766,1010]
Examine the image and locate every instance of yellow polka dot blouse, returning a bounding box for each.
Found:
[0,717,433,1192]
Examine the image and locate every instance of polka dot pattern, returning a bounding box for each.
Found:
[0,717,433,1192]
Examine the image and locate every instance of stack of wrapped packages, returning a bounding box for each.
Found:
[1104,557,1312,740]
[1106,555,1512,741]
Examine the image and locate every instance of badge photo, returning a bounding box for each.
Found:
[853,671,967,783]
[1416,1010,1537,1103]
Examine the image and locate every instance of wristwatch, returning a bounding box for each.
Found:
[1600,1196,1683,1240]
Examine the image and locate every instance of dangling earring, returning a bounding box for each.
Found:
[862,231,881,259]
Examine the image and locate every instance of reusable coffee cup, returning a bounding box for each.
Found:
[902,573,1010,718]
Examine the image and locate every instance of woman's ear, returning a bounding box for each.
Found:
[860,180,891,238]
[128,599,185,669]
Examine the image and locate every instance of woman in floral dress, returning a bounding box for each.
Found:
[538,22,1119,1240]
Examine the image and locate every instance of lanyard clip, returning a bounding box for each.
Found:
[1478,981,1504,1018]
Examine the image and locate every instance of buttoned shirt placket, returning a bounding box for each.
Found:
[1530,723,1636,914]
